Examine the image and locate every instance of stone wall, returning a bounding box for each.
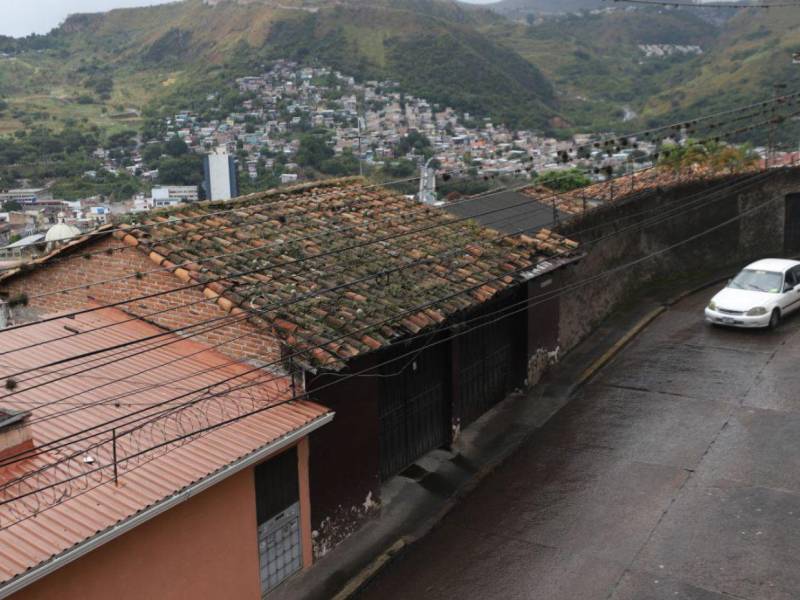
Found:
[556,169,800,352]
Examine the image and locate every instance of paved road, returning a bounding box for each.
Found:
[359,291,800,600]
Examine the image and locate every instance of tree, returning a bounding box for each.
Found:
[658,140,759,174]
[107,130,137,150]
[384,159,416,178]
[320,150,360,176]
[1,199,22,212]
[296,131,334,170]
[710,144,759,174]
[396,131,432,158]
[142,143,164,168]
[164,136,189,157]
[535,168,591,192]
[158,155,204,186]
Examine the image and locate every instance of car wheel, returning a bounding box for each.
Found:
[769,309,781,330]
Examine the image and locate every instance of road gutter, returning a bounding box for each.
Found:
[574,306,666,389]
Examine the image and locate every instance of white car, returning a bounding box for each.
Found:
[705,258,800,329]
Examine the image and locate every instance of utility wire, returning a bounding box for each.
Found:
[0,168,786,522]
[608,0,800,8]
[0,167,779,474]
[9,166,764,419]
[0,109,780,404]
[0,90,793,274]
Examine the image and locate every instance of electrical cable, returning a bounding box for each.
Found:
[0,169,787,524]
[0,167,780,474]
[1,90,793,274]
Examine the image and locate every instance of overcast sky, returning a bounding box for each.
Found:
[0,0,179,38]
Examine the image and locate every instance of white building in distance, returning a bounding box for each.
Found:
[203,148,238,201]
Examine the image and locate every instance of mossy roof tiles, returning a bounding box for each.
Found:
[112,182,578,369]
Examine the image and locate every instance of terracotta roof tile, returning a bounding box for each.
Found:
[6,181,580,370]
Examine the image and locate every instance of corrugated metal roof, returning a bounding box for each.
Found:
[0,308,331,590]
[2,233,45,249]
[442,190,567,235]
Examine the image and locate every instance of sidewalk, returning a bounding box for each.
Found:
[271,265,741,600]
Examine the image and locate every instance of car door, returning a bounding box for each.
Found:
[781,267,800,314]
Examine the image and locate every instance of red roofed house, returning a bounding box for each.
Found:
[0,309,332,600]
[0,180,579,594]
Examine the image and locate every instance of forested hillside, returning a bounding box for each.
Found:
[1,0,799,138]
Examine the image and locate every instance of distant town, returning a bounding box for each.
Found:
[0,59,723,259]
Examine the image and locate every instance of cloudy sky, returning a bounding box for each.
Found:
[0,0,178,37]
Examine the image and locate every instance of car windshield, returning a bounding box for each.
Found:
[728,269,783,293]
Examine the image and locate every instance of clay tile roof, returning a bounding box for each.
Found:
[1,180,579,371]
[115,182,577,368]
[520,165,760,215]
[0,308,331,590]
[103,181,580,369]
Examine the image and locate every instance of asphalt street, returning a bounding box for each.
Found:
[358,290,800,600]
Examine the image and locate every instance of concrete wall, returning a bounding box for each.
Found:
[306,352,382,559]
[556,169,800,352]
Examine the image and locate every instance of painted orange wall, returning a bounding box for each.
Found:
[9,468,262,600]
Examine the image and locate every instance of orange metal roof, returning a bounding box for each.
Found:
[0,308,331,592]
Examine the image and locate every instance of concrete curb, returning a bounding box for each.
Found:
[573,306,666,389]
[665,275,733,307]
[331,539,408,600]
[335,304,673,598]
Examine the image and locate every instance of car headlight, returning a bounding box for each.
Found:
[708,300,717,311]
[747,307,768,316]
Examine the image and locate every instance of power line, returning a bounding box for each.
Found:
[0,111,783,400]
[0,106,788,460]
[0,167,779,475]
[607,0,800,8]
[1,90,794,277]
[0,168,786,526]
[12,166,764,418]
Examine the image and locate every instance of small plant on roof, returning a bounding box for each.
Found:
[5,378,17,391]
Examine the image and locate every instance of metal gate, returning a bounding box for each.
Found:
[456,300,526,428]
[785,194,800,253]
[258,503,302,595]
[379,339,449,481]
[254,448,301,596]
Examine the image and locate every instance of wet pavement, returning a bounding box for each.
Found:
[358,291,800,600]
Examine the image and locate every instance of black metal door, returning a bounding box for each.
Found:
[456,301,526,428]
[379,340,449,481]
[785,194,800,253]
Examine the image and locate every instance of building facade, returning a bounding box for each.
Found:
[0,179,579,585]
[203,148,238,201]
[0,309,332,600]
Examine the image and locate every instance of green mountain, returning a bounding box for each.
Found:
[1,0,799,139]
[639,6,800,124]
[481,7,719,130]
[482,0,606,19]
[0,0,558,133]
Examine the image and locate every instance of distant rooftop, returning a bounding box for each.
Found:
[441,190,568,236]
